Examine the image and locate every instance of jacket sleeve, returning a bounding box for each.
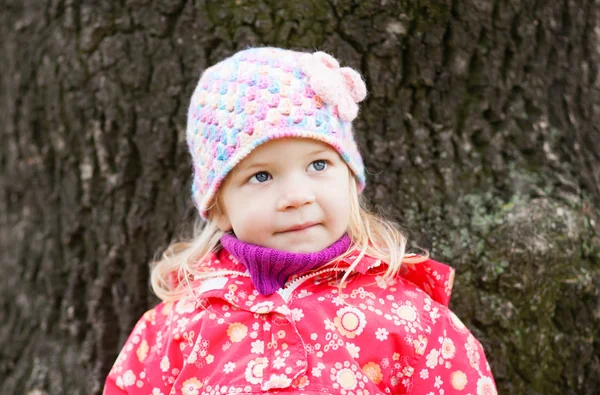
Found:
[409,306,497,395]
[103,304,178,395]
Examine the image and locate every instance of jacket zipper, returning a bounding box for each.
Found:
[278,253,416,302]
[278,267,349,302]
[195,253,416,302]
[193,270,250,281]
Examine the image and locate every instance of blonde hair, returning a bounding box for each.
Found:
[151,175,429,302]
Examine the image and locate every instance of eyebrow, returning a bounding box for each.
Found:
[238,148,332,173]
[240,161,271,173]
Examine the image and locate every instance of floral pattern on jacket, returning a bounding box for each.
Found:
[104,249,497,395]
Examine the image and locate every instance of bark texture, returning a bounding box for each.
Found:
[1,0,599,394]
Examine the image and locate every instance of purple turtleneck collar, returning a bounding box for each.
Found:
[220,233,351,295]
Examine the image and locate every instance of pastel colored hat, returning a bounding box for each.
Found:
[186,47,367,219]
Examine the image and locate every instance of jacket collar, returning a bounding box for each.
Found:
[190,247,455,307]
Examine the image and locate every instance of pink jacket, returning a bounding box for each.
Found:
[104,248,497,395]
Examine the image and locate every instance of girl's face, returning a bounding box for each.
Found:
[214,138,352,253]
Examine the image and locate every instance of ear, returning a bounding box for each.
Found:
[214,213,232,232]
[210,201,233,232]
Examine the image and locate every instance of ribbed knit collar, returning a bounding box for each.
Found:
[219,233,351,295]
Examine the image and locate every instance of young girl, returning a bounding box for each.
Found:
[104,47,497,395]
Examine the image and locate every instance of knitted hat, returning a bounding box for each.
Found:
[186,47,367,219]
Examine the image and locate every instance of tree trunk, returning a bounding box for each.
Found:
[1,0,599,394]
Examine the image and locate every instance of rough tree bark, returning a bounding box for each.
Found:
[1,0,599,394]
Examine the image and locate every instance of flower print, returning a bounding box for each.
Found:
[345,342,360,358]
[324,318,337,331]
[130,335,140,346]
[441,337,456,359]
[413,334,428,355]
[291,308,304,321]
[263,374,292,390]
[394,302,417,321]
[333,306,367,339]
[402,365,415,377]
[152,389,164,395]
[312,366,323,377]
[450,371,468,390]
[466,334,482,369]
[181,377,203,395]
[176,317,190,332]
[294,375,310,389]
[419,369,429,379]
[160,356,170,372]
[206,354,214,364]
[245,357,268,384]
[375,328,389,341]
[477,376,497,395]
[251,340,264,354]
[273,356,286,369]
[362,362,383,384]
[250,301,273,314]
[429,306,441,324]
[333,368,358,390]
[275,305,291,316]
[425,348,440,369]
[434,375,443,388]
[136,339,149,362]
[187,351,198,364]
[381,358,389,369]
[296,289,312,298]
[122,370,136,386]
[304,343,315,354]
[223,362,236,373]
[423,304,431,313]
[227,322,248,343]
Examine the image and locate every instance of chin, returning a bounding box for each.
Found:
[287,246,318,254]
[280,241,327,254]
[268,228,337,253]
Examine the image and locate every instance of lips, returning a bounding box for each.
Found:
[279,222,319,233]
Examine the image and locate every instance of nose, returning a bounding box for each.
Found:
[276,182,316,211]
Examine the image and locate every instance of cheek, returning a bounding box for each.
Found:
[321,176,352,224]
[329,193,352,223]
[227,196,275,238]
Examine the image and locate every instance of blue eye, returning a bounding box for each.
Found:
[249,171,271,184]
[309,160,327,172]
